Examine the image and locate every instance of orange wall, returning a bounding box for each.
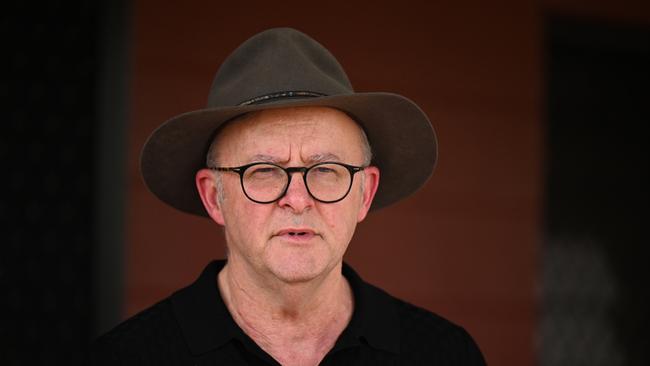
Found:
[125,1,542,365]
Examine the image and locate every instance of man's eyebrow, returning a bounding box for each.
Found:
[248,153,342,164]
[249,154,283,163]
[306,153,341,163]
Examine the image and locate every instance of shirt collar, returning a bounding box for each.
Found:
[171,260,400,356]
[341,262,400,353]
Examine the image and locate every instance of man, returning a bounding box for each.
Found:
[93,28,486,365]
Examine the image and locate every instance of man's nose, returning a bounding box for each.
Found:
[277,172,314,212]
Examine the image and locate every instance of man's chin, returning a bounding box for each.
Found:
[269,265,321,284]
[266,258,334,284]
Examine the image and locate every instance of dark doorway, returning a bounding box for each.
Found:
[541,16,650,366]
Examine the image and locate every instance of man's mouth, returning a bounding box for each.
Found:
[275,228,318,240]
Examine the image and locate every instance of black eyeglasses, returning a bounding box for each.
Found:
[209,162,365,204]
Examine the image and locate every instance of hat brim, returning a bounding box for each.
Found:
[140,92,437,216]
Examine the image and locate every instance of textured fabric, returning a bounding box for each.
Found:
[91,260,486,365]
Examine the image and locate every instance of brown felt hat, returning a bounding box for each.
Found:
[141,27,437,216]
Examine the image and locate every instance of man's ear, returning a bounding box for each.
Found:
[196,169,225,225]
[357,166,380,222]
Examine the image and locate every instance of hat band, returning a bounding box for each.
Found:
[238,91,327,106]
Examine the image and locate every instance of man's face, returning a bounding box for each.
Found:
[196,106,379,284]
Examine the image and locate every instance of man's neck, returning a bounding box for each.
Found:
[217,259,354,366]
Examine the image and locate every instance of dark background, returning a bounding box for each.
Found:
[2,1,648,365]
[541,17,649,365]
[3,2,101,364]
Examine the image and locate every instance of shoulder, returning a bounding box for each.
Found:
[367,283,487,365]
[90,298,191,364]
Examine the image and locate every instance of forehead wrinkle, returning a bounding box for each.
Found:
[216,107,365,166]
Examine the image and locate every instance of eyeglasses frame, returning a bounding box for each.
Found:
[209,161,366,204]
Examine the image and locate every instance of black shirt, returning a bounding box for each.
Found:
[91,260,486,365]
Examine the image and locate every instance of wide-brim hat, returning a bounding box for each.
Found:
[141,28,437,217]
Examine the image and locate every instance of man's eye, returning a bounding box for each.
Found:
[253,167,276,173]
[315,167,335,173]
[248,166,282,178]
